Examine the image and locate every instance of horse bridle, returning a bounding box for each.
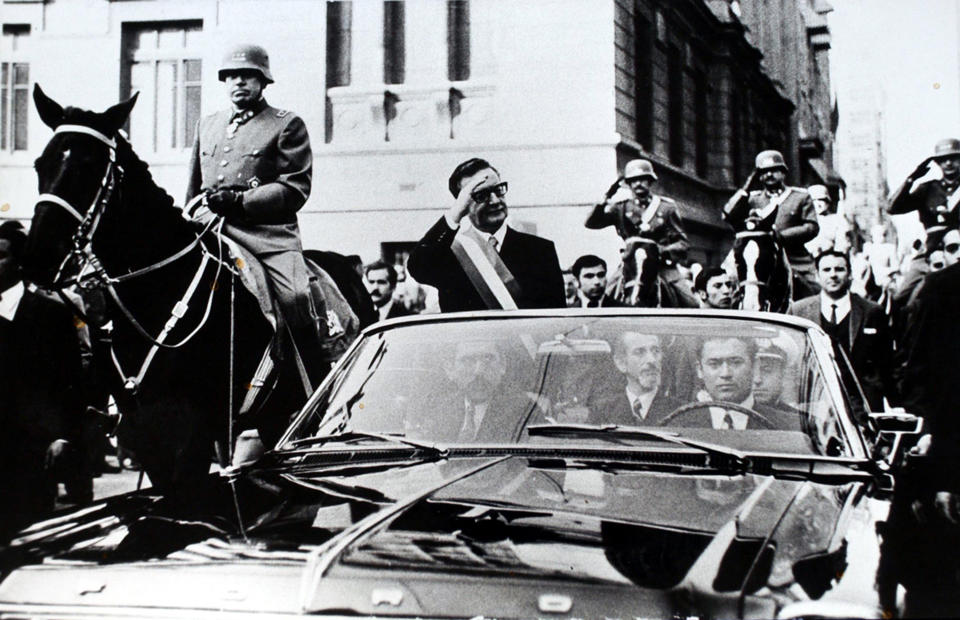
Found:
[34,124,229,391]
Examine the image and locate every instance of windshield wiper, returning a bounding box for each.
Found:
[282,431,449,458]
[526,423,749,471]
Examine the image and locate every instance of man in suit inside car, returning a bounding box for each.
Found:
[593,331,680,426]
[407,158,565,312]
[788,250,897,411]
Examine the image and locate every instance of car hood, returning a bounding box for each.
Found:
[0,453,885,618]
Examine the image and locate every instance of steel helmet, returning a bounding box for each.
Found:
[755,149,788,171]
[808,184,830,201]
[218,44,274,84]
[933,138,960,159]
[623,158,658,181]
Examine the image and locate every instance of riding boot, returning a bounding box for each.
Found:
[288,322,332,393]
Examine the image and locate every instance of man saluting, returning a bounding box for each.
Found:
[407,158,565,312]
[185,43,326,385]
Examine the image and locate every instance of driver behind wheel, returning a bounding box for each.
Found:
[692,336,801,430]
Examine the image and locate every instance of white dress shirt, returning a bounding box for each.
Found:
[0,280,24,321]
[459,399,489,440]
[444,214,508,251]
[625,385,658,421]
[697,389,754,429]
[819,291,851,323]
[378,299,396,322]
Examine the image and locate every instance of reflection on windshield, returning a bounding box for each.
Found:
[288,317,851,456]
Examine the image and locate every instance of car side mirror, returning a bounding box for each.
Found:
[868,412,924,469]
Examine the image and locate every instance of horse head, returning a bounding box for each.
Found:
[23,84,138,287]
[733,230,789,311]
[620,236,660,306]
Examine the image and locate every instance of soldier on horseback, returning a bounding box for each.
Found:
[586,158,697,306]
[723,149,820,301]
[185,43,326,387]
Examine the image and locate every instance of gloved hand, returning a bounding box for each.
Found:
[604,177,623,199]
[205,189,244,219]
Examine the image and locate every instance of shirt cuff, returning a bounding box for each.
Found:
[443,212,461,231]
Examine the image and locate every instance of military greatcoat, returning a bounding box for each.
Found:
[185,98,316,328]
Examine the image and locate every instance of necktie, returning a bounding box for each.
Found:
[722,411,736,429]
[829,303,838,326]
[460,404,477,441]
[227,109,255,137]
[487,236,498,253]
[632,397,644,419]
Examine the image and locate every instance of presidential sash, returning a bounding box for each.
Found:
[450,227,522,310]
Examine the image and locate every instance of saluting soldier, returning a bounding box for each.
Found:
[185,43,326,385]
[586,158,696,305]
[723,149,820,299]
[888,137,960,252]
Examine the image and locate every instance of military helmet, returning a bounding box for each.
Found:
[933,138,960,159]
[808,184,830,201]
[218,43,274,84]
[623,158,658,181]
[755,149,788,171]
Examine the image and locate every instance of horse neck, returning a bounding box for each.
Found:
[94,144,195,273]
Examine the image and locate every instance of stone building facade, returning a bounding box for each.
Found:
[0,0,838,270]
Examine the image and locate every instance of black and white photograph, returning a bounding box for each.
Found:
[0,0,956,617]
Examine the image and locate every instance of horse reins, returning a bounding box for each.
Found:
[34,124,234,392]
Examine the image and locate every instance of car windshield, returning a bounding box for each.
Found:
[284,316,857,457]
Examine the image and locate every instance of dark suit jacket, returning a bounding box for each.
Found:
[407,217,565,312]
[898,262,960,489]
[423,389,536,442]
[384,301,413,320]
[789,293,897,411]
[592,388,681,427]
[0,288,86,534]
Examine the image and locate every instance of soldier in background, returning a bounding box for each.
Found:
[586,158,697,306]
[723,150,820,299]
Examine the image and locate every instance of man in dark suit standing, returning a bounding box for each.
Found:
[571,255,621,308]
[593,331,679,426]
[407,158,565,312]
[788,250,897,411]
[364,261,413,322]
[0,221,86,538]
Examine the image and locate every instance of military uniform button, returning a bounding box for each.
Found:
[223,146,231,153]
[220,160,228,167]
[217,174,225,181]
[252,149,260,155]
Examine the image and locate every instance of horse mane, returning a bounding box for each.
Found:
[59,105,177,215]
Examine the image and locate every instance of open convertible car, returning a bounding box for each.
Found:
[0,310,920,619]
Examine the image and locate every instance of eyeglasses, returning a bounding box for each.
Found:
[945,243,960,254]
[471,182,508,203]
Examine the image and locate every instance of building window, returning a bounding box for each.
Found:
[383,0,405,85]
[667,45,684,166]
[121,21,202,154]
[447,0,470,81]
[634,14,654,151]
[327,1,352,88]
[730,87,743,184]
[693,70,708,178]
[1,25,30,152]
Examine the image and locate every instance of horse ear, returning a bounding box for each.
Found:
[102,92,139,133]
[33,84,64,129]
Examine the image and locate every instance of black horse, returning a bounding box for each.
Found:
[22,86,334,503]
[608,236,696,308]
[731,230,792,312]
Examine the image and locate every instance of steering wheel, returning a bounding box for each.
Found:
[657,400,775,429]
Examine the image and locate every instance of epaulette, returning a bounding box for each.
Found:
[275,109,289,118]
[660,196,676,204]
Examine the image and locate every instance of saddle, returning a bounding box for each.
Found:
[196,222,359,416]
